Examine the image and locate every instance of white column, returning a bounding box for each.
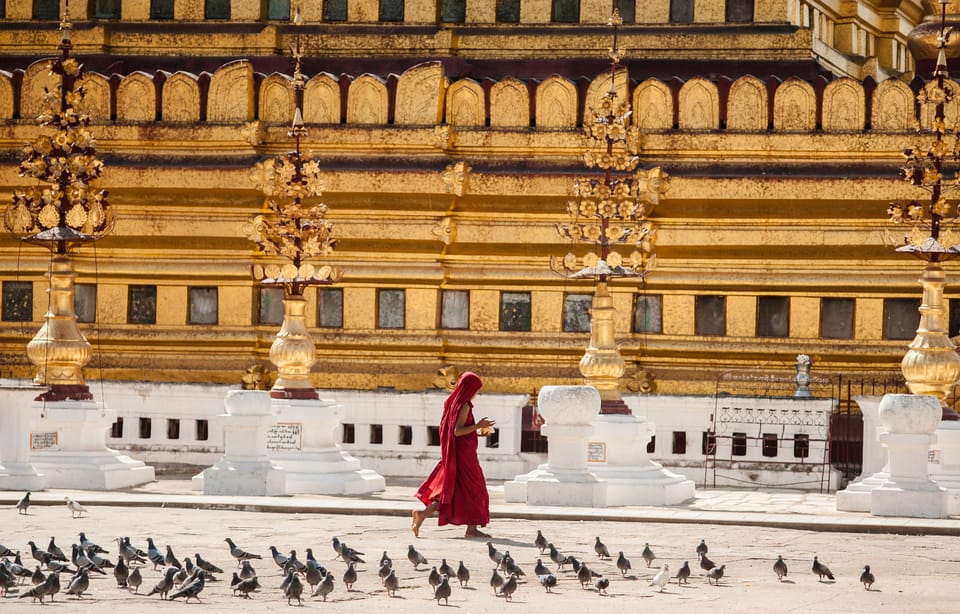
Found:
[0,387,45,490]
[930,421,960,514]
[836,396,887,512]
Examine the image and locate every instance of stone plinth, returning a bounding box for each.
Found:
[0,387,45,490]
[928,421,960,515]
[870,394,948,518]
[505,386,606,507]
[195,390,286,496]
[836,396,888,512]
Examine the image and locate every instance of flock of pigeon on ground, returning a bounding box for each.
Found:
[3,491,877,605]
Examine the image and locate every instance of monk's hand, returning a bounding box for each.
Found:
[477,417,496,435]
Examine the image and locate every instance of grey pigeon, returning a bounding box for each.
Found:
[860,564,875,590]
[534,558,550,576]
[225,538,261,566]
[504,557,525,578]
[118,537,146,564]
[331,536,343,559]
[286,549,307,573]
[165,545,181,569]
[676,561,691,584]
[28,540,47,564]
[239,559,257,579]
[696,539,708,560]
[490,568,504,594]
[487,541,504,565]
[167,569,205,602]
[231,572,260,598]
[0,565,17,596]
[428,566,442,588]
[340,543,365,565]
[434,574,452,605]
[500,573,517,601]
[46,570,61,600]
[616,551,631,576]
[812,556,835,581]
[306,560,324,590]
[127,566,142,592]
[0,543,14,557]
[18,572,55,602]
[408,544,428,570]
[46,559,76,574]
[86,547,114,569]
[650,564,670,592]
[15,491,30,514]
[73,544,106,575]
[284,570,303,605]
[378,561,392,583]
[65,568,89,598]
[456,560,470,587]
[594,537,611,559]
[577,563,593,588]
[548,543,569,571]
[595,576,610,595]
[642,543,656,567]
[65,497,87,518]
[539,573,557,592]
[699,554,716,572]
[31,565,45,585]
[773,555,788,581]
[280,568,294,593]
[535,529,548,554]
[343,562,358,590]
[379,551,392,568]
[9,552,33,579]
[384,569,400,596]
[439,558,456,578]
[145,538,165,570]
[268,545,288,569]
[114,556,128,587]
[305,548,320,567]
[312,571,334,600]
[47,537,68,562]
[498,550,512,572]
[705,564,725,585]
[195,553,223,575]
[78,533,106,554]
[146,566,178,599]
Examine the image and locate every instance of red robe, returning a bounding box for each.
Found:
[415,372,490,527]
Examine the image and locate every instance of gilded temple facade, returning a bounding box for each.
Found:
[0,0,951,399]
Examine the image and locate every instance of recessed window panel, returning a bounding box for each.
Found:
[324,0,347,21]
[319,288,344,328]
[551,0,579,23]
[196,419,209,441]
[563,293,592,333]
[821,297,854,339]
[258,287,284,326]
[757,296,789,338]
[189,287,218,325]
[794,433,810,458]
[726,0,754,23]
[205,0,230,19]
[2,281,32,322]
[92,0,121,18]
[670,0,694,23]
[633,294,662,334]
[75,283,97,324]
[672,431,686,454]
[500,292,531,332]
[441,0,465,23]
[127,285,157,325]
[695,295,726,336]
[495,0,520,23]
[884,298,921,340]
[379,0,403,22]
[377,289,405,329]
[33,0,60,19]
[616,0,635,23]
[732,432,747,456]
[150,0,175,19]
[268,0,291,20]
[440,290,469,330]
[762,433,778,457]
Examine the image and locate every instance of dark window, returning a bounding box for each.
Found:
[726,0,753,22]
[757,296,789,338]
[379,0,403,22]
[34,0,60,19]
[441,0,465,23]
[551,0,578,23]
[732,432,747,456]
[884,298,921,340]
[324,0,347,21]
[150,0,174,18]
[205,0,230,19]
[427,426,441,446]
[672,431,687,454]
[440,289,469,329]
[762,433,778,457]
[189,287,218,325]
[0,2,5,18]
[167,419,180,440]
[695,295,726,336]
[258,287,284,325]
[127,285,157,325]
[139,417,152,439]
[821,297,854,339]
[92,0,121,18]
[563,293,593,333]
[318,288,344,328]
[342,423,355,444]
[267,0,291,20]
[486,428,500,449]
[702,431,717,455]
[500,291,531,331]
[75,283,97,324]
[794,433,810,458]
[377,289,405,329]
[646,435,656,454]
[2,281,32,322]
[196,419,209,441]
[951,298,960,337]
[615,0,635,23]
[670,0,694,23]
[398,425,413,445]
[370,424,383,444]
[633,294,663,333]
[110,417,124,438]
[495,0,520,23]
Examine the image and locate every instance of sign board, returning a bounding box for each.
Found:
[929,449,941,464]
[267,422,302,452]
[587,441,606,463]
[30,431,58,450]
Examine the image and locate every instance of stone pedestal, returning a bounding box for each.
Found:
[270,397,385,495]
[588,413,696,506]
[836,396,888,512]
[195,390,286,496]
[504,386,606,507]
[870,394,948,518]
[0,387,45,490]
[928,421,960,515]
[29,400,154,490]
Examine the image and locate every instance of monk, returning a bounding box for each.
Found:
[412,371,496,538]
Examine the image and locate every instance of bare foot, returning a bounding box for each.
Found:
[412,510,423,538]
[464,528,490,539]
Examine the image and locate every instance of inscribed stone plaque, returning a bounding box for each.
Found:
[587,441,606,463]
[267,422,302,452]
[31,431,58,450]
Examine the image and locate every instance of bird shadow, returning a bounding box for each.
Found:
[818,580,837,585]
[483,538,529,548]
[779,579,796,585]
[866,588,882,593]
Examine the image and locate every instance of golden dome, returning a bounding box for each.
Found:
[909,1,960,61]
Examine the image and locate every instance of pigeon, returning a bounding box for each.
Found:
[127,566,142,592]
[239,560,257,580]
[28,540,47,564]
[114,556,128,587]
[539,573,558,592]
[705,564,725,585]
[195,553,223,575]
[498,550,512,572]
[504,556,525,578]
[699,554,716,572]
[500,573,518,601]
[167,569,205,602]
[696,539,708,560]
[145,538,165,570]
[487,541,504,566]
[280,568,294,593]
[577,563,593,588]
[616,551,631,576]
[47,537,68,562]
[535,529,548,554]
[434,574,452,605]
[773,555,788,581]
[46,569,61,600]
[378,561,392,583]
[285,550,307,573]
[164,545,182,570]
[812,556,835,581]
[231,572,260,598]
[305,548,320,567]
[118,537,146,564]
[146,567,178,599]
[650,564,670,592]
[379,551,392,568]
[312,571,334,600]
[439,558,456,578]
[331,536,343,559]
[428,566,442,588]
[456,560,470,587]
[548,543,569,571]
[64,497,87,518]
[860,564,875,590]
[0,566,16,596]
[32,565,45,585]
[534,558,551,576]
[595,576,610,595]
[594,537,611,559]
[9,552,33,580]
[15,492,30,515]
[72,544,106,575]
[641,543,656,568]
[343,562,358,590]
[65,568,89,598]
[569,556,583,573]
[284,570,303,605]
[268,545,288,570]
[18,572,55,602]
[78,533,106,554]
[384,568,400,596]
[46,559,76,574]
[225,538,261,566]
[676,561,691,585]
[307,560,325,590]
[86,547,114,569]
[340,543,365,565]
[490,568,504,594]
[408,544,428,570]
[0,543,14,557]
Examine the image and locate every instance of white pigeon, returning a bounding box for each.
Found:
[65,497,87,518]
[650,563,670,592]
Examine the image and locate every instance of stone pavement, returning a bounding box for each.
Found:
[1,480,958,612]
